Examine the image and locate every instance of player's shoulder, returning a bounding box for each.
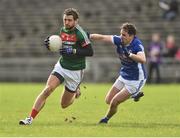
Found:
[113,35,121,45]
[75,25,86,35]
[75,25,90,42]
[133,36,142,43]
[131,36,144,51]
[132,36,143,46]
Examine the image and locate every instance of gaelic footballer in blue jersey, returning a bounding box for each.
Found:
[90,22,147,124]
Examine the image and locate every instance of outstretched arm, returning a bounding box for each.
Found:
[90,34,113,44]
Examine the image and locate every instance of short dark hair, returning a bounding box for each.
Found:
[120,22,137,36]
[63,8,79,20]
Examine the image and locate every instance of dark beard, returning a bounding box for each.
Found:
[65,26,74,30]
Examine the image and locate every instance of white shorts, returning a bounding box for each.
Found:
[51,62,84,92]
[113,75,146,97]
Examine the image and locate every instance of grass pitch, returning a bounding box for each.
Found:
[0,83,180,137]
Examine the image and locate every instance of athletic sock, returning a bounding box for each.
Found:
[30,108,39,119]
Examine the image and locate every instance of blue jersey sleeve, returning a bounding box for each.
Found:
[112,35,121,46]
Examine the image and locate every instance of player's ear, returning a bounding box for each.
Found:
[75,19,78,25]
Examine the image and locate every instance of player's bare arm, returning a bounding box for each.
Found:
[129,51,146,64]
[90,34,113,43]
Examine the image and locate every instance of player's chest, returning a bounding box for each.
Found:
[117,45,134,62]
[116,45,133,54]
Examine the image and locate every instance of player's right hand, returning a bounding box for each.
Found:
[59,47,74,55]
[44,36,50,50]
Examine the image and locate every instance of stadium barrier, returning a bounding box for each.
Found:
[0,57,180,83]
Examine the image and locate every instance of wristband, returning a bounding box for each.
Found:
[129,53,133,57]
[73,49,76,54]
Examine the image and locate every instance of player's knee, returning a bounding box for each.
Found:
[61,103,67,109]
[105,96,112,105]
[60,102,69,109]
[60,100,73,109]
[105,98,111,105]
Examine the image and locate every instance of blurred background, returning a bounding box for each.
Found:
[0,0,180,83]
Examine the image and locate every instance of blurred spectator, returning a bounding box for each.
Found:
[163,34,178,57]
[175,48,180,60]
[147,33,164,83]
[159,0,179,21]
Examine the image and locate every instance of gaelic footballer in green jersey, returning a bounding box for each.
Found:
[19,8,93,125]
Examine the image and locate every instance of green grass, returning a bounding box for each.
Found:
[0,83,180,137]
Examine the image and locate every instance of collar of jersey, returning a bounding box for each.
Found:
[63,27,75,33]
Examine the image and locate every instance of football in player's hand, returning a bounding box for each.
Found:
[48,35,62,52]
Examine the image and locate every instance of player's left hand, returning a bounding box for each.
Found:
[44,36,50,50]
[60,47,74,55]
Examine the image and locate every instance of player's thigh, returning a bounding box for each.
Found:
[46,74,61,90]
[106,78,124,103]
[111,88,131,105]
[105,86,120,104]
